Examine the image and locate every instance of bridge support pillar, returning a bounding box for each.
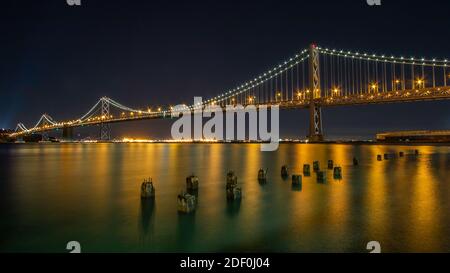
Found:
[62,126,74,140]
[309,104,323,142]
[100,97,111,141]
[42,132,49,141]
[100,123,111,141]
[308,44,324,142]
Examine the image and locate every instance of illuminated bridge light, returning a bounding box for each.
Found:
[370,83,378,91]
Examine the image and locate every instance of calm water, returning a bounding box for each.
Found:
[1,143,450,253]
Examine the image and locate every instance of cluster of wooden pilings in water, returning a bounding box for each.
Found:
[140,172,244,214]
[140,175,199,213]
[377,149,419,161]
[140,178,156,199]
[140,150,420,214]
[282,158,346,186]
[226,171,242,201]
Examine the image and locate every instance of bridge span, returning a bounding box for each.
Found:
[10,44,450,141]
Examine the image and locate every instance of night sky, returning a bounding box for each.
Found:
[1,0,449,139]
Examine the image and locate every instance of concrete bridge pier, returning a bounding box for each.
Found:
[62,126,74,140]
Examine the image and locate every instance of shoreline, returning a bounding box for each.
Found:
[1,140,450,146]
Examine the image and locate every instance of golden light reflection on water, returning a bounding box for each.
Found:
[407,146,441,252]
[2,143,450,252]
[365,145,389,241]
[324,145,350,250]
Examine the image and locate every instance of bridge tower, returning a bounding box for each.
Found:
[100,97,111,141]
[308,44,324,142]
[41,114,51,141]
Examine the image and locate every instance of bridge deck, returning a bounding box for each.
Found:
[10,86,450,138]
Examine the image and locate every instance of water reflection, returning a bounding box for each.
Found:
[225,199,241,217]
[139,198,155,243]
[1,143,450,252]
[291,183,302,192]
[408,147,441,252]
[176,212,196,251]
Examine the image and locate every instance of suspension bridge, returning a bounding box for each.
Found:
[9,44,450,142]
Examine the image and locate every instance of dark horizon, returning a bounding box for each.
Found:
[1,0,450,139]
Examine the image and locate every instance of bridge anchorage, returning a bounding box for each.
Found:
[8,43,450,142]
